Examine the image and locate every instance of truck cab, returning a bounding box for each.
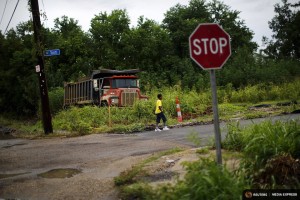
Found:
[94,75,147,106]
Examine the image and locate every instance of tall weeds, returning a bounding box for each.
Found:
[51,79,300,134]
[222,120,300,188]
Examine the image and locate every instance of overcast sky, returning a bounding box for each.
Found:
[0,0,297,48]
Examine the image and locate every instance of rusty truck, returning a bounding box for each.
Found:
[63,69,147,107]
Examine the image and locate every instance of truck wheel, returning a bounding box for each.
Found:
[101,101,108,107]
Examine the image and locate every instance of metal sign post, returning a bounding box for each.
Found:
[210,70,222,164]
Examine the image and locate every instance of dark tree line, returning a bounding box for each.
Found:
[263,0,300,59]
[0,0,299,116]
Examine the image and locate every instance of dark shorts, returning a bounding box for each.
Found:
[156,112,167,123]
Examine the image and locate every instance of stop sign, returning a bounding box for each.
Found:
[189,23,231,70]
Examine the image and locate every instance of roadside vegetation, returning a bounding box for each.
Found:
[1,78,300,138]
[114,120,300,200]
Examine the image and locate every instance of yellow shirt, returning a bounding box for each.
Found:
[155,99,162,114]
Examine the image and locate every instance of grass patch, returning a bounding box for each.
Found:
[195,147,210,154]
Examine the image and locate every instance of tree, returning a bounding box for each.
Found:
[263,0,300,59]
[46,16,92,85]
[207,0,257,53]
[120,17,176,87]
[0,24,39,116]
[163,0,210,58]
[89,9,130,69]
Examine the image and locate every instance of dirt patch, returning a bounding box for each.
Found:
[132,148,241,187]
[142,148,202,186]
[0,172,30,179]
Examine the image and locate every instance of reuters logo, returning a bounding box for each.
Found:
[244,191,253,198]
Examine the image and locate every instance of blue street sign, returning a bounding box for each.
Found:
[44,49,60,56]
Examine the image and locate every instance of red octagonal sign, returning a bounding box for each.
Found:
[189,23,231,70]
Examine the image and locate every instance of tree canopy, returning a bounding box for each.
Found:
[0,0,299,116]
[263,0,300,59]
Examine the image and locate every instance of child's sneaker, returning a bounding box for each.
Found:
[155,128,161,132]
[163,126,170,131]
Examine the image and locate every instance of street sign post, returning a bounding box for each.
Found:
[44,49,60,56]
[189,23,231,165]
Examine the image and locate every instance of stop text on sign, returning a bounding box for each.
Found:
[192,37,228,55]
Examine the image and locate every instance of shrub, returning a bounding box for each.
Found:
[48,87,64,114]
[119,183,155,200]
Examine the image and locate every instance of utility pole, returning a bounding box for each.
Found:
[30,0,53,134]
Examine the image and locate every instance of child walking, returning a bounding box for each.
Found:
[155,94,170,132]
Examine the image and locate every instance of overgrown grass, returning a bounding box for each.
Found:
[222,120,300,188]
[223,120,300,162]
[152,158,249,200]
[51,80,299,134]
[51,79,300,135]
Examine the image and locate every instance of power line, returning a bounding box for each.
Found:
[0,0,9,26]
[4,0,20,34]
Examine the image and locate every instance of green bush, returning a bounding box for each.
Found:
[37,87,64,118]
[53,106,107,133]
[119,183,155,200]
[48,87,64,114]
[222,121,245,151]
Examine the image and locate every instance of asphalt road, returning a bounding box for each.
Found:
[0,113,299,199]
